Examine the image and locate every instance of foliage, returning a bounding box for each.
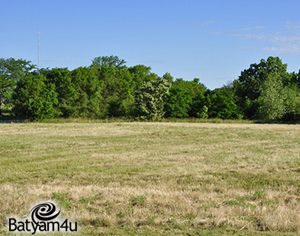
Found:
[206,88,241,119]
[71,66,104,118]
[91,55,126,70]
[41,67,79,117]
[128,65,158,91]
[170,78,207,117]
[282,85,300,121]
[234,56,290,119]
[13,74,59,120]
[197,105,208,118]
[0,58,34,117]
[135,78,170,120]
[2,55,300,122]
[164,86,192,118]
[258,72,286,120]
[98,65,134,117]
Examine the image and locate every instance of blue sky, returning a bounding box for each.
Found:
[1,0,300,89]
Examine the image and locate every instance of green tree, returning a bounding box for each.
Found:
[258,73,300,121]
[234,57,290,119]
[71,67,104,118]
[13,74,59,120]
[164,86,192,118]
[207,88,240,119]
[0,58,34,117]
[128,65,158,91]
[258,72,286,120]
[41,68,78,117]
[197,105,208,118]
[91,55,126,70]
[282,85,300,121]
[98,64,134,117]
[135,78,170,120]
[170,78,207,117]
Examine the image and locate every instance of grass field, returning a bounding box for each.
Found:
[1,122,300,235]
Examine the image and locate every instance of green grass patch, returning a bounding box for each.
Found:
[1,122,300,235]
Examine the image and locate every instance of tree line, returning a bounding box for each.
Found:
[1,55,300,121]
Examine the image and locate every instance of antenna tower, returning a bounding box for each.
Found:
[35,31,41,71]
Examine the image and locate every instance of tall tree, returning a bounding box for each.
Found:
[41,68,78,117]
[168,78,207,117]
[258,72,300,121]
[128,65,159,101]
[234,56,290,119]
[0,58,34,117]
[13,74,59,120]
[135,78,170,120]
[258,72,286,120]
[71,66,104,118]
[91,55,126,70]
[164,86,192,118]
[98,64,134,117]
[206,88,240,119]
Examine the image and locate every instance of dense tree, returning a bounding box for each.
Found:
[206,88,241,119]
[258,72,286,120]
[13,74,59,120]
[128,65,158,91]
[98,64,134,117]
[71,67,104,118]
[91,55,126,70]
[234,56,290,119]
[135,78,170,120]
[282,85,300,121]
[165,86,192,118]
[168,78,207,117]
[41,68,78,117]
[0,58,34,117]
[2,55,300,122]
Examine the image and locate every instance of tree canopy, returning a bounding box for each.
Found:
[1,55,299,122]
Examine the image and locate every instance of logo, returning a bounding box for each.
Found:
[7,202,77,234]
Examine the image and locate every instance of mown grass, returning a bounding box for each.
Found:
[0,122,300,235]
[37,117,256,124]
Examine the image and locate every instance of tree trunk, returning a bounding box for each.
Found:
[0,102,2,118]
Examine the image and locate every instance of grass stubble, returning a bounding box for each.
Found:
[0,122,300,235]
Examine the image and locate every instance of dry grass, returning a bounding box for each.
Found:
[1,122,300,235]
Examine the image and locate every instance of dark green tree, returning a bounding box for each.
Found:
[128,65,158,91]
[71,66,104,118]
[207,88,240,119]
[168,78,207,117]
[41,68,78,117]
[13,74,59,120]
[0,58,34,117]
[91,55,126,70]
[98,64,134,117]
[164,86,192,118]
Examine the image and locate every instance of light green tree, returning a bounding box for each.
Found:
[258,72,286,120]
[135,78,170,120]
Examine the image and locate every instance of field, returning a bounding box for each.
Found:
[0,122,300,235]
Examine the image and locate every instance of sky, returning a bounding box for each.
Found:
[1,0,300,89]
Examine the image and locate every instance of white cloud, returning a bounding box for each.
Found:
[196,20,216,26]
[231,22,300,54]
[235,26,265,31]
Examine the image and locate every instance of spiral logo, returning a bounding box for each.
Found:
[29,202,61,224]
